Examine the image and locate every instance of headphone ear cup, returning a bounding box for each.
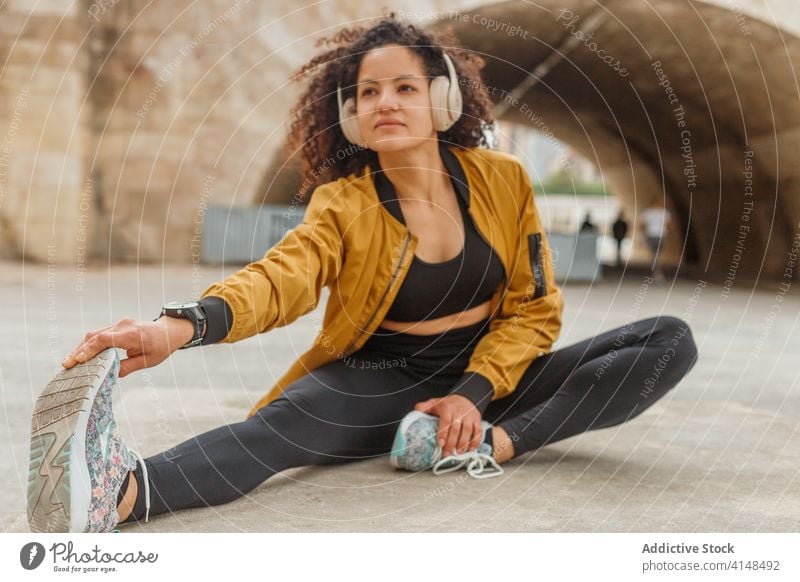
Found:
[340,96,365,145]
[429,76,451,131]
[447,77,463,125]
[430,75,463,132]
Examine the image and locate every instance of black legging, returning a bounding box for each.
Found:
[123,314,698,522]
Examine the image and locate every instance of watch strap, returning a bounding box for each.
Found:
[156,303,207,349]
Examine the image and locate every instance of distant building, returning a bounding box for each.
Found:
[496,120,601,187]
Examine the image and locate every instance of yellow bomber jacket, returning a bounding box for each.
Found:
[198,142,564,420]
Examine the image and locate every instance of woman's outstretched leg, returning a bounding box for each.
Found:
[120,349,445,524]
[483,315,699,459]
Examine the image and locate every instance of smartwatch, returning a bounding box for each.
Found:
[156,301,207,349]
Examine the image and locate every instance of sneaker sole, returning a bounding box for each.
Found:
[27,348,118,533]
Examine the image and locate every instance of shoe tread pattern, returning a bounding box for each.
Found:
[27,350,115,533]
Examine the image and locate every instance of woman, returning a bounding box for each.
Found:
[28,16,698,533]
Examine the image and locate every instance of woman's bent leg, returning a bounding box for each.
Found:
[124,351,442,522]
[483,315,698,457]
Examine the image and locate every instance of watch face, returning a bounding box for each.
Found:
[164,301,199,309]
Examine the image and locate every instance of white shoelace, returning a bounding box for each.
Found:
[432,450,504,479]
[129,449,151,523]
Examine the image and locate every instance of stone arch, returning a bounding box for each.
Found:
[428,0,800,282]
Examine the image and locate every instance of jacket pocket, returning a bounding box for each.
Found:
[527,233,547,299]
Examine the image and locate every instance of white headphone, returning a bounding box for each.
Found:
[336,51,464,146]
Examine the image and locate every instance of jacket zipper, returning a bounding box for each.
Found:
[342,231,412,355]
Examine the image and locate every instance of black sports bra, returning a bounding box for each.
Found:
[373,144,506,324]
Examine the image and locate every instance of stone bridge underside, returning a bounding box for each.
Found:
[431,0,800,282]
[1,0,798,285]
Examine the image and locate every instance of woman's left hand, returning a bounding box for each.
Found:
[414,395,483,458]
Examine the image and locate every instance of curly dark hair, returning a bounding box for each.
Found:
[285,13,496,199]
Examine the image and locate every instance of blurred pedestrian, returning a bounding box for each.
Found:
[612,210,628,267]
[579,211,597,234]
[639,199,672,283]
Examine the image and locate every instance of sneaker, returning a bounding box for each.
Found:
[389,410,503,479]
[27,348,150,532]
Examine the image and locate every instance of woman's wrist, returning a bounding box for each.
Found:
[161,316,196,347]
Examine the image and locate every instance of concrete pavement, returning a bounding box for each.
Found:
[2,261,798,532]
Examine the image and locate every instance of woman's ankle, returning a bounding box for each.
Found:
[491,426,516,464]
[116,471,138,523]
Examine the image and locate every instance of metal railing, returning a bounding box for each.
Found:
[202,205,603,283]
[200,204,303,264]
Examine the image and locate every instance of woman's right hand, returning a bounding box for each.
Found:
[61,316,196,378]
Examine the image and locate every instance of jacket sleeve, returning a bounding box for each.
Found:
[198,183,345,344]
[450,160,564,413]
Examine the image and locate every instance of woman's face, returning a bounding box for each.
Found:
[354,44,437,152]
